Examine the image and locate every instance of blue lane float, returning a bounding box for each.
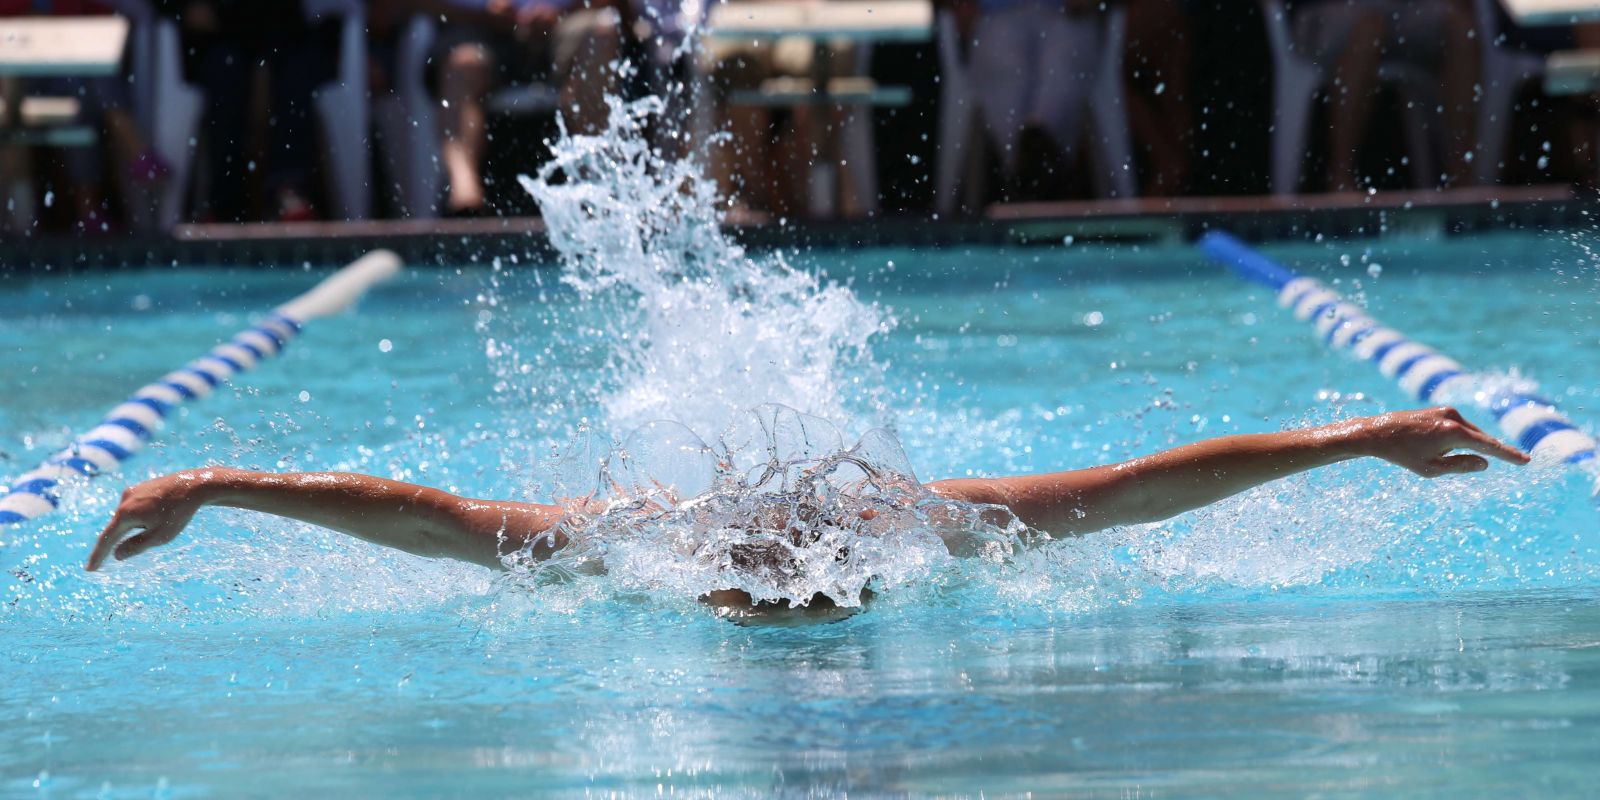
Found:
[0,250,403,527]
[1199,231,1598,471]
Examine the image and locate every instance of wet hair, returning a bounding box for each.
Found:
[723,489,858,583]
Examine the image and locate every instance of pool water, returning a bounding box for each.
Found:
[4,229,1600,797]
[5,99,1600,796]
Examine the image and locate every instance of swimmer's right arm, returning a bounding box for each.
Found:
[925,407,1529,540]
[87,468,568,571]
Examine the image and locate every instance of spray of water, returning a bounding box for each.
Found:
[519,95,890,435]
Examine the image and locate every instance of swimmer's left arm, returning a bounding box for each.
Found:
[87,468,569,571]
[925,407,1529,540]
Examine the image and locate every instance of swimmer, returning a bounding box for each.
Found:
[86,407,1528,615]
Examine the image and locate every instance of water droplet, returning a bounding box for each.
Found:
[1367,262,1383,278]
[297,390,311,403]
[378,339,393,353]
[1154,82,1165,95]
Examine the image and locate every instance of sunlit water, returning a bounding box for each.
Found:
[3,102,1600,794]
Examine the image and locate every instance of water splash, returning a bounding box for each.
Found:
[502,405,1027,608]
[519,95,891,437]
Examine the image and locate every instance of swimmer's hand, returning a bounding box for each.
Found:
[1350,406,1530,477]
[88,468,571,571]
[88,472,209,569]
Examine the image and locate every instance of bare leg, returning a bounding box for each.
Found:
[1326,8,1387,192]
[712,104,773,211]
[778,105,814,218]
[1436,0,1480,185]
[438,43,494,214]
[1124,0,1192,195]
[1,77,34,231]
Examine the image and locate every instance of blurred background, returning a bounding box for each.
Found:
[2,0,1598,237]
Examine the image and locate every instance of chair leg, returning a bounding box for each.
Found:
[1090,8,1134,198]
[149,20,202,230]
[1399,95,1437,189]
[315,11,373,220]
[959,114,990,213]
[935,90,973,216]
[1271,65,1319,195]
[1473,67,1520,185]
[840,105,879,217]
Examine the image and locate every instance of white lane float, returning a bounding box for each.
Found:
[0,250,403,526]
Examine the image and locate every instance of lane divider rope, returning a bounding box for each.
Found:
[0,250,403,527]
[1199,231,1597,478]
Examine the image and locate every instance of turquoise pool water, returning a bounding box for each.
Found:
[4,228,1600,797]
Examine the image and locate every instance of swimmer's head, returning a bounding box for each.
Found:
[720,490,859,584]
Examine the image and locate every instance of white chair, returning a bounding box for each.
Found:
[933,8,1135,216]
[146,2,371,227]
[1260,0,1438,193]
[1472,0,1546,185]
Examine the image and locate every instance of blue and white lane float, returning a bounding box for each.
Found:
[0,250,403,527]
[1198,231,1598,474]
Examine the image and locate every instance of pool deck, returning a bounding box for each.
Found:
[0,184,1591,272]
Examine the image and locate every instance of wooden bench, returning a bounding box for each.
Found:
[703,1,933,217]
[1546,49,1600,94]
[728,76,913,108]
[705,0,932,42]
[0,95,91,146]
[0,16,129,147]
[0,16,128,77]
[1501,0,1600,25]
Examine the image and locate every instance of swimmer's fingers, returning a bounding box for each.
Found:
[1439,407,1490,436]
[1446,424,1531,465]
[111,524,181,563]
[1417,453,1490,478]
[87,505,140,571]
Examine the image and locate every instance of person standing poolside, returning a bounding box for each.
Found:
[411,0,635,216]
[1284,0,1479,191]
[87,407,1528,614]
